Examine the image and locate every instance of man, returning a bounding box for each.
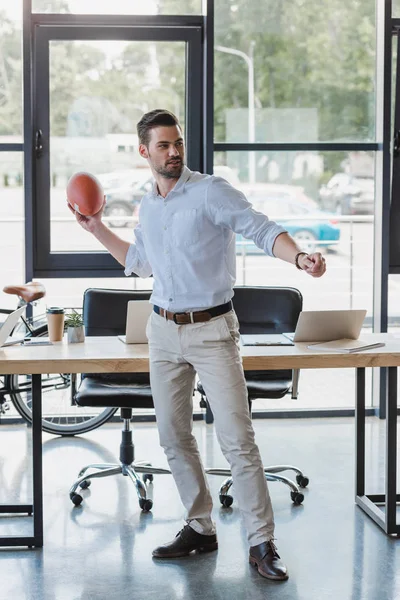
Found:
[69,109,326,582]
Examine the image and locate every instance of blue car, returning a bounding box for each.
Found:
[236,194,340,254]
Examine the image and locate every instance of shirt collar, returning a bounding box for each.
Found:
[151,165,192,197]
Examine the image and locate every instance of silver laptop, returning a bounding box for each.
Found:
[283,309,367,343]
[0,306,27,348]
[118,300,153,344]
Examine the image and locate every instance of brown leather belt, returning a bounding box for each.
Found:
[153,301,232,324]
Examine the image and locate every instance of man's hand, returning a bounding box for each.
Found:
[67,196,106,234]
[298,252,326,278]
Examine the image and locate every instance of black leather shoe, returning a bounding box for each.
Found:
[152,524,218,558]
[249,540,289,581]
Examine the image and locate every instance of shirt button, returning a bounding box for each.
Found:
[164,226,167,230]
[169,298,173,302]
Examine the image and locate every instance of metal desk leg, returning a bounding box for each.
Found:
[385,367,398,534]
[355,366,400,535]
[32,374,43,547]
[0,373,43,547]
[355,367,365,497]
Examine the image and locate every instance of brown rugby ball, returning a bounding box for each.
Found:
[66,172,104,216]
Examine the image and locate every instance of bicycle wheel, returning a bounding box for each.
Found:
[7,373,117,436]
[9,314,117,435]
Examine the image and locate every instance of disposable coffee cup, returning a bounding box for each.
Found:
[46,307,65,342]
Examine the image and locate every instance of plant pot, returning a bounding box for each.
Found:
[67,325,85,343]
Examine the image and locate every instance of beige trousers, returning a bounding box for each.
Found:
[146,309,275,546]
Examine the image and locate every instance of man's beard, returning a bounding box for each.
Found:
[154,158,184,179]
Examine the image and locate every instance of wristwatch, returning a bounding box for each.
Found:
[294,251,308,270]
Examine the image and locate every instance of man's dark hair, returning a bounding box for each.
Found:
[137,109,181,147]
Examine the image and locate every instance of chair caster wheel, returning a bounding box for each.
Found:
[291,491,304,505]
[139,498,153,512]
[219,494,233,508]
[296,474,309,488]
[143,474,154,484]
[79,479,91,489]
[70,492,83,506]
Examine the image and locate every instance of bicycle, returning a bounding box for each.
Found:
[0,282,117,436]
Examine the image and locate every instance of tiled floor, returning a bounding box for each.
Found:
[0,416,399,600]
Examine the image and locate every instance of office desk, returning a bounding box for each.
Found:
[0,333,399,547]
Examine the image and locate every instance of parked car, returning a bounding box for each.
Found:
[236,193,341,254]
[101,166,241,227]
[319,174,374,215]
[99,169,152,227]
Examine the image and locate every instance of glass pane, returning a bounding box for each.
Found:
[0,153,24,302]
[0,1,23,140]
[214,0,376,143]
[215,150,375,315]
[48,40,186,252]
[33,0,202,14]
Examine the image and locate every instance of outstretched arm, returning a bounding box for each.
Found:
[272,232,326,278]
[205,178,326,279]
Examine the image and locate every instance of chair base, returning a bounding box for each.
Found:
[69,461,171,511]
[205,465,309,506]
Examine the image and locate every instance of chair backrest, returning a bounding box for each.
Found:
[232,286,303,382]
[82,288,153,385]
[232,286,302,335]
[83,288,152,336]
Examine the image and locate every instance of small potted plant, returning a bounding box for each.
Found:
[65,311,85,343]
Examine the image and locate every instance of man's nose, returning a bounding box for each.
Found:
[169,146,179,156]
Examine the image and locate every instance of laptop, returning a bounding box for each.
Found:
[283,309,367,343]
[118,300,153,344]
[0,306,27,348]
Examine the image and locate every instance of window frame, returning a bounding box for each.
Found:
[27,15,204,277]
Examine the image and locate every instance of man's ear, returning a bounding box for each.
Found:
[139,143,149,159]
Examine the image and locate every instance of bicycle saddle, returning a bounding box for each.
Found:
[3,281,46,303]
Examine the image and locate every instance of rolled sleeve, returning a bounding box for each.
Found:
[124,224,153,278]
[205,177,287,257]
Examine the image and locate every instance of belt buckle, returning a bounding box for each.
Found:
[172,311,194,324]
[172,312,184,324]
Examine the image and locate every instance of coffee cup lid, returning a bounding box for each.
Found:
[46,307,65,314]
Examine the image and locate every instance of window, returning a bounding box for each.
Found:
[216,150,375,316]
[214,0,376,143]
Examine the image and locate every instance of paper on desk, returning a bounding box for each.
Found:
[241,334,294,346]
[307,339,385,353]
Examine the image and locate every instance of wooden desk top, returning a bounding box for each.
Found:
[1,334,400,375]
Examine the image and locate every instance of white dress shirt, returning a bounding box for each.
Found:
[124,166,286,312]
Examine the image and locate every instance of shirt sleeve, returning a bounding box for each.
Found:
[124,223,153,278]
[205,177,287,257]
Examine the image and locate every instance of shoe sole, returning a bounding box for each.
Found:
[152,542,218,559]
[249,556,289,581]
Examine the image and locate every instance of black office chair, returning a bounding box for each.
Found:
[198,286,309,505]
[69,288,171,511]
